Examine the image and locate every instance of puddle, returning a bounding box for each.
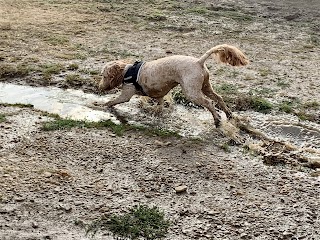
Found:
[248,112,320,150]
[0,83,119,123]
[0,83,319,154]
[0,83,215,136]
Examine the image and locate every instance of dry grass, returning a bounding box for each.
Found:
[0,0,319,116]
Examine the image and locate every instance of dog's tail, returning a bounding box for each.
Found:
[198,44,249,66]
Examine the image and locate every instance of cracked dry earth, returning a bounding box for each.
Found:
[0,106,319,240]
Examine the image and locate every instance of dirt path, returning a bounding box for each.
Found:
[1,0,320,239]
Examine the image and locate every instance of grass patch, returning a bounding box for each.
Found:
[0,63,31,79]
[295,111,319,122]
[220,142,231,153]
[302,101,320,110]
[278,101,294,114]
[44,36,69,46]
[250,87,274,97]
[41,118,180,137]
[65,74,86,85]
[214,84,273,113]
[67,63,79,70]
[249,97,273,113]
[187,6,209,15]
[0,103,34,108]
[277,80,290,89]
[0,114,6,123]
[41,63,65,81]
[147,11,167,21]
[258,68,271,77]
[86,205,170,240]
[216,83,238,95]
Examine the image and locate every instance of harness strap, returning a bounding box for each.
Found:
[123,61,145,93]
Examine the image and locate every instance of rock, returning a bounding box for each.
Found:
[31,221,39,229]
[175,185,187,193]
[43,172,52,178]
[154,140,164,146]
[59,204,72,212]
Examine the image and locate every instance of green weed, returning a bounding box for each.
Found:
[302,101,319,110]
[216,83,238,94]
[278,101,294,114]
[188,7,209,15]
[41,118,180,137]
[251,88,274,97]
[276,80,290,89]
[67,63,79,70]
[0,114,6,123]
[0,103,34,108]
[44,36,69,46]
[0,63,31,79]
[258,68,271,77]
[86,205,170,240]
[41,63,65,80]
[250,97,273,113]
[147,11,167,21]
[220,142,231,153]
[65,74,86,85]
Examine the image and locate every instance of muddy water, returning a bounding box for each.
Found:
[248,112,320,150]
[1,83,319,152]
[0,83,215,136]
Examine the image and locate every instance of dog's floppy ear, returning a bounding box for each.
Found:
[100,61,127,91]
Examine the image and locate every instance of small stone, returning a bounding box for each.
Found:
[154,140,164,146]
[175,185,187,193]
[31,221,39,229]
[57,169,71,177]
[14,197,25,202]
[43,172,52,178]
[59,204,72,212]
[240,233,248,239]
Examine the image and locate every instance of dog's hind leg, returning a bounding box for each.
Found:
[181,83,221,127]
[202,76,233,119]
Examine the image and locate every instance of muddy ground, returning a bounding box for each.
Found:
[0,0,320,239]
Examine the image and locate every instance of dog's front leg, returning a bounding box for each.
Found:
[106,84,137,108]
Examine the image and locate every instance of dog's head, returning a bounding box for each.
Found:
[99,60,128,91]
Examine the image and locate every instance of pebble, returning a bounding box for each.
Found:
[175,185,187,193]
[31,221,39,229]
[43,172,52,178]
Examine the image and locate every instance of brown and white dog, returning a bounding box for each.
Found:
[97,44,248,127]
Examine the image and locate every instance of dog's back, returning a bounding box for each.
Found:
[138,55,205,98]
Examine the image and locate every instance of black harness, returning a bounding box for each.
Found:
[123,61,145,93]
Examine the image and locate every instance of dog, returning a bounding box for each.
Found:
[97,44,248,127]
